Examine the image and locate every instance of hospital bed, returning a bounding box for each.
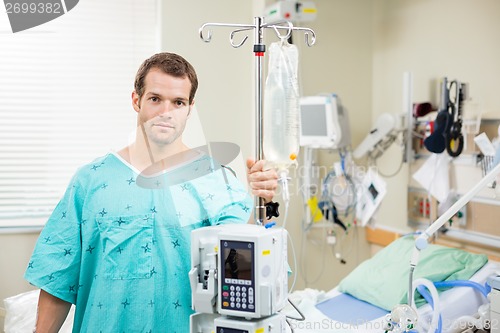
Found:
[3,237,498,333]
[283,237,499,333]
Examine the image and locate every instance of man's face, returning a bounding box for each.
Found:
[132,68,193,147]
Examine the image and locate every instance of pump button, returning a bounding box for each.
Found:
[262,265,271,277]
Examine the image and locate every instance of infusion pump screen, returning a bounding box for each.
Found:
[220,240,255,313]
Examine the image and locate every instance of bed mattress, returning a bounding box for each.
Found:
[285,262,499,333]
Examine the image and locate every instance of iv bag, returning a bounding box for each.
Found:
[263,41,300,171]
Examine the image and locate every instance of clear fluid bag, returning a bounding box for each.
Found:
[263,40,300,172]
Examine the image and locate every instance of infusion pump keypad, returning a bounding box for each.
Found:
[222,281,254,312]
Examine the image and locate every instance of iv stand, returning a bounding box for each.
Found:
[199,17,316,225]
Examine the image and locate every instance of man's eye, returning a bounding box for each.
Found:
[175,100,185,107]
[150,97,159,102]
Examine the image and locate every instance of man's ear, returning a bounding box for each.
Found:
[132,91,141,113]
[188,100,195,116]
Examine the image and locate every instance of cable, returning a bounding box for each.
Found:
[310,154,360,265]
[326,173,357,216]
[299,220,328,286]
[286,319,295,333]
[322,153,358,217]
[284,296,306,333]
[298,147,361,285]
[372,140,405,178]
[330,218,359,264]
[284,297,306,321]
[287,230,298,293]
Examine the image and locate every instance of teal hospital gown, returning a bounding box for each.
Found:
[24,152,253,332]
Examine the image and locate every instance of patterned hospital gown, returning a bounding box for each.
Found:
[24,152,253,332]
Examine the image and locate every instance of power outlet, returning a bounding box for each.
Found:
[446,196,467,228]
[408,188,437,224]
[408,188,467,228]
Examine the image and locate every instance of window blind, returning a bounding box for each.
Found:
[0,0,159,227]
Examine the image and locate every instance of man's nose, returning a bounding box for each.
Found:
[158,101,176,115]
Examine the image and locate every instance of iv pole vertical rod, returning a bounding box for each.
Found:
[253,16,266,225]
[198,19,316,225]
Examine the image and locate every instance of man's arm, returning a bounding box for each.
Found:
[34,289,71,333]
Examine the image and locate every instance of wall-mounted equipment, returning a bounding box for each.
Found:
[265,1,317,23]
[424,77,468,157]
[353,113,402,160]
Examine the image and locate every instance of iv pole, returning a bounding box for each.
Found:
[199,17,316,225]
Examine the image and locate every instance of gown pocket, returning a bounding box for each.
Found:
[96,214,154,280]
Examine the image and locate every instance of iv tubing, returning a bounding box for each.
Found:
[280,169,291,230]
[414,279,489,333]
[412,278,440,333]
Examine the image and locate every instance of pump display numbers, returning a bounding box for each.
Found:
[220,240,255,313]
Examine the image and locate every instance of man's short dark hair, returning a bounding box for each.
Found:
[134,52,198,104]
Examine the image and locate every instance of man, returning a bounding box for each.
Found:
[25,52,278,332]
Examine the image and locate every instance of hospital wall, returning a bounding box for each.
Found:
[371,0,500,238]
[1,0,500,328]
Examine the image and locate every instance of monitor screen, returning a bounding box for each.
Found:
[301,104,328,137]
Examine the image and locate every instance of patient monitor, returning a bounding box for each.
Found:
[189,224,288,332]
[299,94,351,149]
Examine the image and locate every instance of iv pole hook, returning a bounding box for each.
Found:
[268,21,294,41]
[199,24,212,43]
[293,27,316,46]
[229,28,251,48]
[199,22,256,44]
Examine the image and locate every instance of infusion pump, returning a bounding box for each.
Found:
[189,224,289,332]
